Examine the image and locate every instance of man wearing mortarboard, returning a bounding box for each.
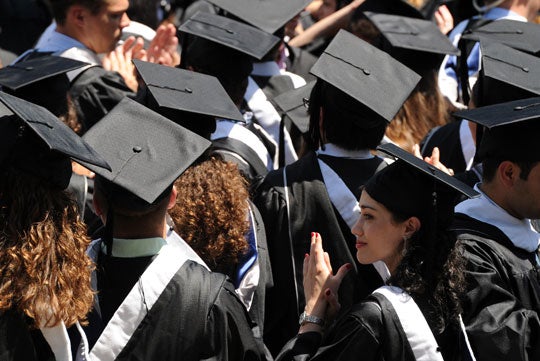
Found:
[254,30,421,355]
[450,97,540,361]
[78,98,269,360]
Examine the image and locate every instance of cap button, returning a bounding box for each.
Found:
[184,87,193,93]
[362,69,370,75]
[25,66,34,71]
[132,146,142,153]
[226,29,234,34]
[516,29,523,34]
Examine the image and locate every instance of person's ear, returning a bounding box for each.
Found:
[404,216,421,239]
[167,185,178,210]
[68,5,87,28]
[498,161,519,188]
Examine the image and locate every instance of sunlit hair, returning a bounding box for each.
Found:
[170,157,250,275]
[386,72,451,153]
[0,167,94,328]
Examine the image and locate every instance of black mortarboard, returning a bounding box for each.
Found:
[353,0,424,20]
[272,81,315,134]
[363,12,459,73]
[454,97,540,161]
[205,0,311,34]
[179,11,280,60]
[461,19,540,56]
[133,59,244,124]
[0,55,88,116]
[310,30,420,123]
[473,41,540,107]
[81,97,212,206]
[365,143,479,226]
[0,92,109,189]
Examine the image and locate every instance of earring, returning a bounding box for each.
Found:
[402,235,410,257]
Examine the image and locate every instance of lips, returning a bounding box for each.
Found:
[356,242,367,249]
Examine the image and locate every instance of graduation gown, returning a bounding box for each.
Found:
[254,151,384,355]
[83,237,268,361]
[275,292,463,361]
[451,213,540,361]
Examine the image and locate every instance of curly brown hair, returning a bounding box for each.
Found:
[386,72,451,153]
[0,167,94,328]
[170,157,250,276]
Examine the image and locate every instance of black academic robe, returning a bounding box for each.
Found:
[254,151,384,356]
[0,310,53,361]
[452,213,540,361]
[69,66,136,132]
[421,121,468,174]
[85,240,268,361]
[275,293,463,361]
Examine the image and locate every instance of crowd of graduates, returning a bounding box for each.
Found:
[0,0,539,360]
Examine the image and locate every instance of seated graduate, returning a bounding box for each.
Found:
[133,59,244,140]
[450,97,540,361]
[79,97,268,360]
[178,11,280,181]
[170,155,272,341]
[276,143,479,361]
[0,92,110,360]
[349,10,459,153]
[254,30,421,356]
[422,40,540,185]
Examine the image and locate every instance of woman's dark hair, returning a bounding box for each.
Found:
[307,80,387,151]
[386,187,465,333]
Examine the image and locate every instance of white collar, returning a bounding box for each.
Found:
[251,61,282,77]
[317,143,373,159]
[455,184,540,252]
[459,119,476,170]
[484,7,527,21]
[101,237,167,258]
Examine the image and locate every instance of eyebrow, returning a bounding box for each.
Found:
[360,205,377,211]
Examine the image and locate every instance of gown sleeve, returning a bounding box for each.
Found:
[461,238,540,361]
[275,302,385,361]
[69,66,136,131]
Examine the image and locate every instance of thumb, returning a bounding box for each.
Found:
[334,263,352,284]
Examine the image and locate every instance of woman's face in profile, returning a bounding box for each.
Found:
[352,190,406,274]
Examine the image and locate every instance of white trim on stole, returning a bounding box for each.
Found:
[315,154,390,281]
[373,286,444,361]
[85,241,191,361]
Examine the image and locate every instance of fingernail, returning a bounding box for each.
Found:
[305,253,309,259]
[325,289,331,296]
[311,232,315,238]
[345,264,352,270]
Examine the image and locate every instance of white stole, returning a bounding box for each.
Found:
[84,239,191,361]
[373,286,444,361]
[315,147,390,281]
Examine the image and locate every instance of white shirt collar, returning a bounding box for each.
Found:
[455,184,540,252]
[101,237,167,258]
[484,7,528,21]
[251,61,281,77]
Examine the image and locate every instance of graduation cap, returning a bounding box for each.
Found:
[133,59,244,126]
[310,29,420,124]
[0,55,88,116]
[362,12,460,73]
[352,0,425,20]
[365,143,479,228]
[0,91,110,189]
[473,41,540,107]
[81,97,212,206]
[178,11,280,60]
[454,97,540,161]
[461,19,540,56]
[205,0,311,34]
[272,81,315,134]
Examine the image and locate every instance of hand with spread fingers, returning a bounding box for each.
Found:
[301,232,351,333]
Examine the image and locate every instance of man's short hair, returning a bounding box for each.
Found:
[482,158,539,183]
[47,0,105,25]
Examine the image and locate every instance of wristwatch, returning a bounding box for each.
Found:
[299,311,324,327]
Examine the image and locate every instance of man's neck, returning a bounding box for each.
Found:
[55,24,94,53]
[479,182,522,219]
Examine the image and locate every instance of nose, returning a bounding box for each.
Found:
[351,216,363,238]
[120,13,130,29]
